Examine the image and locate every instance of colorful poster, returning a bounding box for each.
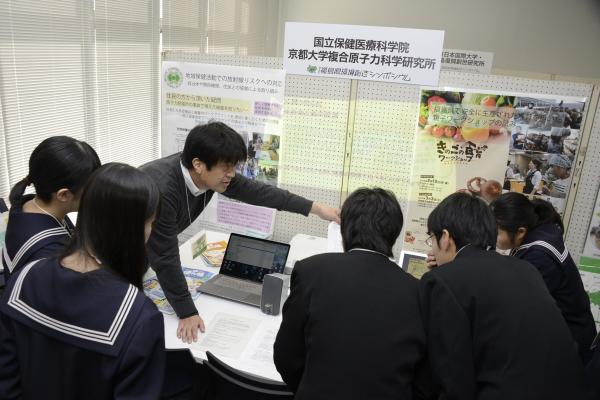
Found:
[504,96,586,215]
[581,188,600,270]
[284,22,444,86]
[404,88,515,254]
[161,61,286,236]
[404,89,587,255]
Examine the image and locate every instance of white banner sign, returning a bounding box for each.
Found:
[283,22,444,86]
[441,48,494,75]
[161,61,286,236]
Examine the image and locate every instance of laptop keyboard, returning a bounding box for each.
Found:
[213,277,262,295]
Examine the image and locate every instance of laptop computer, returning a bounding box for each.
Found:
[196,233,290,307]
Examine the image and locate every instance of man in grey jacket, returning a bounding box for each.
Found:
[141,121,340,343]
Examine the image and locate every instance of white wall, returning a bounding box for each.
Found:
[277,0,600,80]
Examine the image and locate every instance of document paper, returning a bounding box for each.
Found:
[193,313,261,359]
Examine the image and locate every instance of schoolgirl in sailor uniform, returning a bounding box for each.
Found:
[2,136,100,282]
[0,163,165,399]
[491,192,597,363]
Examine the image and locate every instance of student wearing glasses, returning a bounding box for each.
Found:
[0,163,165,399]
[419,192,586,399]
[2,136,101,282]
[140,121,340,344]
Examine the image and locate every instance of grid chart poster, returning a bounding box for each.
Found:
[161,61,286,236]
[403,88,586,254]
[284,22,444,86]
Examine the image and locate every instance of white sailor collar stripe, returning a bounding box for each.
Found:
[7,227,67,273]
[514,240,568,263]
[8,260,138,346]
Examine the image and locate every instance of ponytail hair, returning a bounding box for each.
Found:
[531,198,564,233]
[8,136,101,206]
[490,192,563,238]
[8,177,32,206]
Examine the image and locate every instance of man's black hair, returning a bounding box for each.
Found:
[181,121,247,170]
[341,188,403,258]
[427,192,497,250]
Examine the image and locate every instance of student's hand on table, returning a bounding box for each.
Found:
[426,251,438,270]
[310,202,341,224]
[177,314,205,344]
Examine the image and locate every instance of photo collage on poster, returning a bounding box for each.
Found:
[504,97,585,214]
[236,132,280,186]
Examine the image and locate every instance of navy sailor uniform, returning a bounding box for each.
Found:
[0,258,165,399]
[511,222,597,363]
[2,195,74,283]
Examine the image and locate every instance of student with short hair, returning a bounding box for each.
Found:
[491,192,596,362]
[2,136,101,282]
[0,163,165,399]
[420,192,586,399]
[274,188,436,400]
[140,121,340,343]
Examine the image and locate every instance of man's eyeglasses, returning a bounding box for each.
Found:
[425,233,435,247]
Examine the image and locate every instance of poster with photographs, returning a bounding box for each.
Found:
[504,96,586,214]
[237,133,280,186]
[404,88,515,254]
[404,89,587,256]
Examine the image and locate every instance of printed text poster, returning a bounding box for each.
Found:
[161,62,286,236]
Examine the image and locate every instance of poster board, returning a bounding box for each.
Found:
[162,52,347,243]
[349,71,593,259]
[568,96,600,264]
[161,52,596,264]
[576,98,600,326]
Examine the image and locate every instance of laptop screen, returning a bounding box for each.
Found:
[220,233,290,283]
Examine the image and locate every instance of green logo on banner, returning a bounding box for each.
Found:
[165,67,183,88]
[307,65,317,73]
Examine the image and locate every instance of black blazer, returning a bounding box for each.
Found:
[419,246,587,400]
[274,250,436,400]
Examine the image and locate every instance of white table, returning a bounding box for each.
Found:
[152,230,327,381]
